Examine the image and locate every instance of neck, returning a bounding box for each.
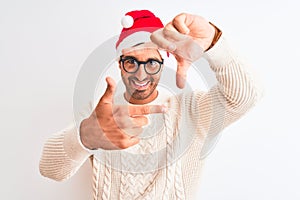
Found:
[124,90,158,105]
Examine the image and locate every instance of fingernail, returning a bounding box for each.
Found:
[168,44,176,52]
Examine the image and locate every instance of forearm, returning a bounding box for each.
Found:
[182,33,261,158]
[39,125,91,181]
[204,34,260,114]
[186,33,261,137]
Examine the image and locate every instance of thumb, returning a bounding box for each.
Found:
[99,77,116,104]
[176,62,190,89]
[172,13,190,34]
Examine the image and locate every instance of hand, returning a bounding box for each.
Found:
[150,13,216,88]
[79,77,166,150]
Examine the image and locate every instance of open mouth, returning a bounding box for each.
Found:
[131,80,150,90]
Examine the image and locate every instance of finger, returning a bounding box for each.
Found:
[99,77,116,104]
[165,22,178,32]
[112,114,148,129]
[172,13,190,34]
[112,106,149,128]
[162,28,189,42]
[128,137,140,146]
[131,116,149,127]
[176,65,189,89]
[122,127,143,137]
[115,137,140,149]
[128,104,167,116]
[150,29,177,52]
[112,104,122,115]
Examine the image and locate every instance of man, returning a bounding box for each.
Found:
[40,10,260,200]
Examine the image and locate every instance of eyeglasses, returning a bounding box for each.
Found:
[119,56,164,75]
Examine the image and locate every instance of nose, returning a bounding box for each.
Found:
[135,64,148,81]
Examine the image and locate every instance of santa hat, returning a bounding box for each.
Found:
[116,10,167,58]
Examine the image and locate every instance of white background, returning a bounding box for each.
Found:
[1,0,300,199]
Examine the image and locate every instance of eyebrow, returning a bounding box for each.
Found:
[133,42,145,47]
[122,55,162,62]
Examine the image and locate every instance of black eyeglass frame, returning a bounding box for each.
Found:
[119,55,164,75]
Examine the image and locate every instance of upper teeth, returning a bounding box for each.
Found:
[133,81,148,86]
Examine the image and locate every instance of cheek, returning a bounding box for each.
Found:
[120,70,128,80]
[152,74,162,83]
[121,74,129,84]
[119,64,127,78]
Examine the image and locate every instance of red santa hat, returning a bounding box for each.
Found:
[116,10,167,57]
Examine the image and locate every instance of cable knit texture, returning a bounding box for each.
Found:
[39,35,260,200]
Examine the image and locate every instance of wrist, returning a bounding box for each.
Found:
[206,22,222,51]
[79,118,94,150]
[62,125,92,160]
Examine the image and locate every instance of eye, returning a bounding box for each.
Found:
[148,59,159,67]
[124,58,136,65]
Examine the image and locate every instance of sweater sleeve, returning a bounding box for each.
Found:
[39,104,93,181]
[185,35,262,157]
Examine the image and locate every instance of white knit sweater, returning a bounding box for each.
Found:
[40,35,260,200]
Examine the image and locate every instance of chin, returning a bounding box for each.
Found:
[130,89,152,100]
[126,85,157,103]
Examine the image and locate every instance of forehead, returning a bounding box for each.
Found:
[121,43,161,60]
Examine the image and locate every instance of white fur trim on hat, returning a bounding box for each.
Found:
[116,31,152,57]
[116,31,169,61]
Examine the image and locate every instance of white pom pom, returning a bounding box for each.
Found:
[121,15,134,28]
